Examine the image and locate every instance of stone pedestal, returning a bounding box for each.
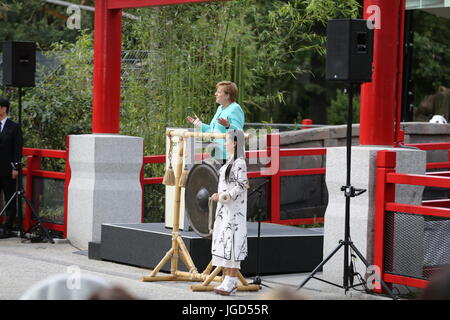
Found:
[322,146,426,287]
[67,134,143,250]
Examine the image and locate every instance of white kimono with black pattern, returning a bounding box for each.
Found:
[211,157,248,268]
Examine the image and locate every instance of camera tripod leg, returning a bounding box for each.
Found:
[22,194,54,244]
[349,242,396,300]
[297,241,344,290]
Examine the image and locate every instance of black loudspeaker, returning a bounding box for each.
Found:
[2,41,36,87]
[325,19,374,83]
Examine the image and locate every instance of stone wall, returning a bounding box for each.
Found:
[279,122,450,164]
[270,122,450,222]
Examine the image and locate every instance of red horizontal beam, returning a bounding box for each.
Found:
[387,172,450,188]
[386,202,450,218]
[276,217,324,226]
[32,170,66,179]
[426,162,450,170]
[422,199,450,207]
[143,177,164,185]
[22,148,67,159]
[280,168,325,177]
[23,169,65,180]
[143,155,166,164]
[427,170,450,176]
[383,273,428,289]
[143,148,326,166]
[280,148,326,157]
[29,221,64,232]
[41,222,65,231]
[107,0,223,9]
[247,168,326,179]
[405,142,450,151]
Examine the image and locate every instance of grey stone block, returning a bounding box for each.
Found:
[67,134,144,250]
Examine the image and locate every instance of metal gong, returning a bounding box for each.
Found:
[185,162,219,238]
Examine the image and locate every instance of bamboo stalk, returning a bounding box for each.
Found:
[177,236,198,273]
[174,271,222,282]
[201,266,223,286]
[170,136,184,274]
[147,247,174,278]
[237,272,249,286]
[142,275,177,282]
[143,275,201,282]
[202,261,214,276]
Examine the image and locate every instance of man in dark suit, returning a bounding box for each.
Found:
[0,97,22,238]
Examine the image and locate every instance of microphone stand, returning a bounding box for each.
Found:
[248,179,271,288]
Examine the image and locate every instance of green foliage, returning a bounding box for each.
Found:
[120,0,361,129]
[243,0,360,124]
[4,0,361,154]
[327,88,360,125]
[1,1,359,221]
[0,0,94,50]
[411,11,450,109]
[12,33,94,152]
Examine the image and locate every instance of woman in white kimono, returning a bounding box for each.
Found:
[210,130,248,296]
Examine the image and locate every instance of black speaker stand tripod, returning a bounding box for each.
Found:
[296,85,396,299]
[0,87,53,243]
[248,179,270,288]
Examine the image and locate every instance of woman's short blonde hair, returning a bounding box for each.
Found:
[216,81,238,102]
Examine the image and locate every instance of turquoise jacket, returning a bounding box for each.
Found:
[201,102,245,160]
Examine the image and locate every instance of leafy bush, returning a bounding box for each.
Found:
[327,88,360,125]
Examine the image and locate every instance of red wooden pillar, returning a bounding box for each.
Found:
[360,0,406,146]
[92,0,122,133]
[373,150,396,293]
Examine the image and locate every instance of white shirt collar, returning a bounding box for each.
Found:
[0,117,7,128]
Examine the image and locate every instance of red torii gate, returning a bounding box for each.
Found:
[93,0,405,148]
[92,0,222,134]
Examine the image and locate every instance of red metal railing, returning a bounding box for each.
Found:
[405,142,450,172]
[245,134,326,225]
[15,135,450,246]
[141,134,327,225]
[373,147,450,293]
[20,137,70,238]
[13,133,326,240]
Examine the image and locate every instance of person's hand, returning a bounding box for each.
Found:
[12,169,18,180]
[187,115,202,127]
[187,116,196,124]
[217,117,229,128]
[211,193,220,202]
[219,192,231,204]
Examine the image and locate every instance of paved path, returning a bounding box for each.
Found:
[0,237,392,300]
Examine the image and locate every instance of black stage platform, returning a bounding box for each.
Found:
[93,222,324,276]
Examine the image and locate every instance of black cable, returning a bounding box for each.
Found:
[346,235,370,292]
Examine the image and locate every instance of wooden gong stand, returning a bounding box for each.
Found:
[142,130,260,293]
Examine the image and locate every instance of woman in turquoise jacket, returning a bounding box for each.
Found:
[187,81,244,162]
